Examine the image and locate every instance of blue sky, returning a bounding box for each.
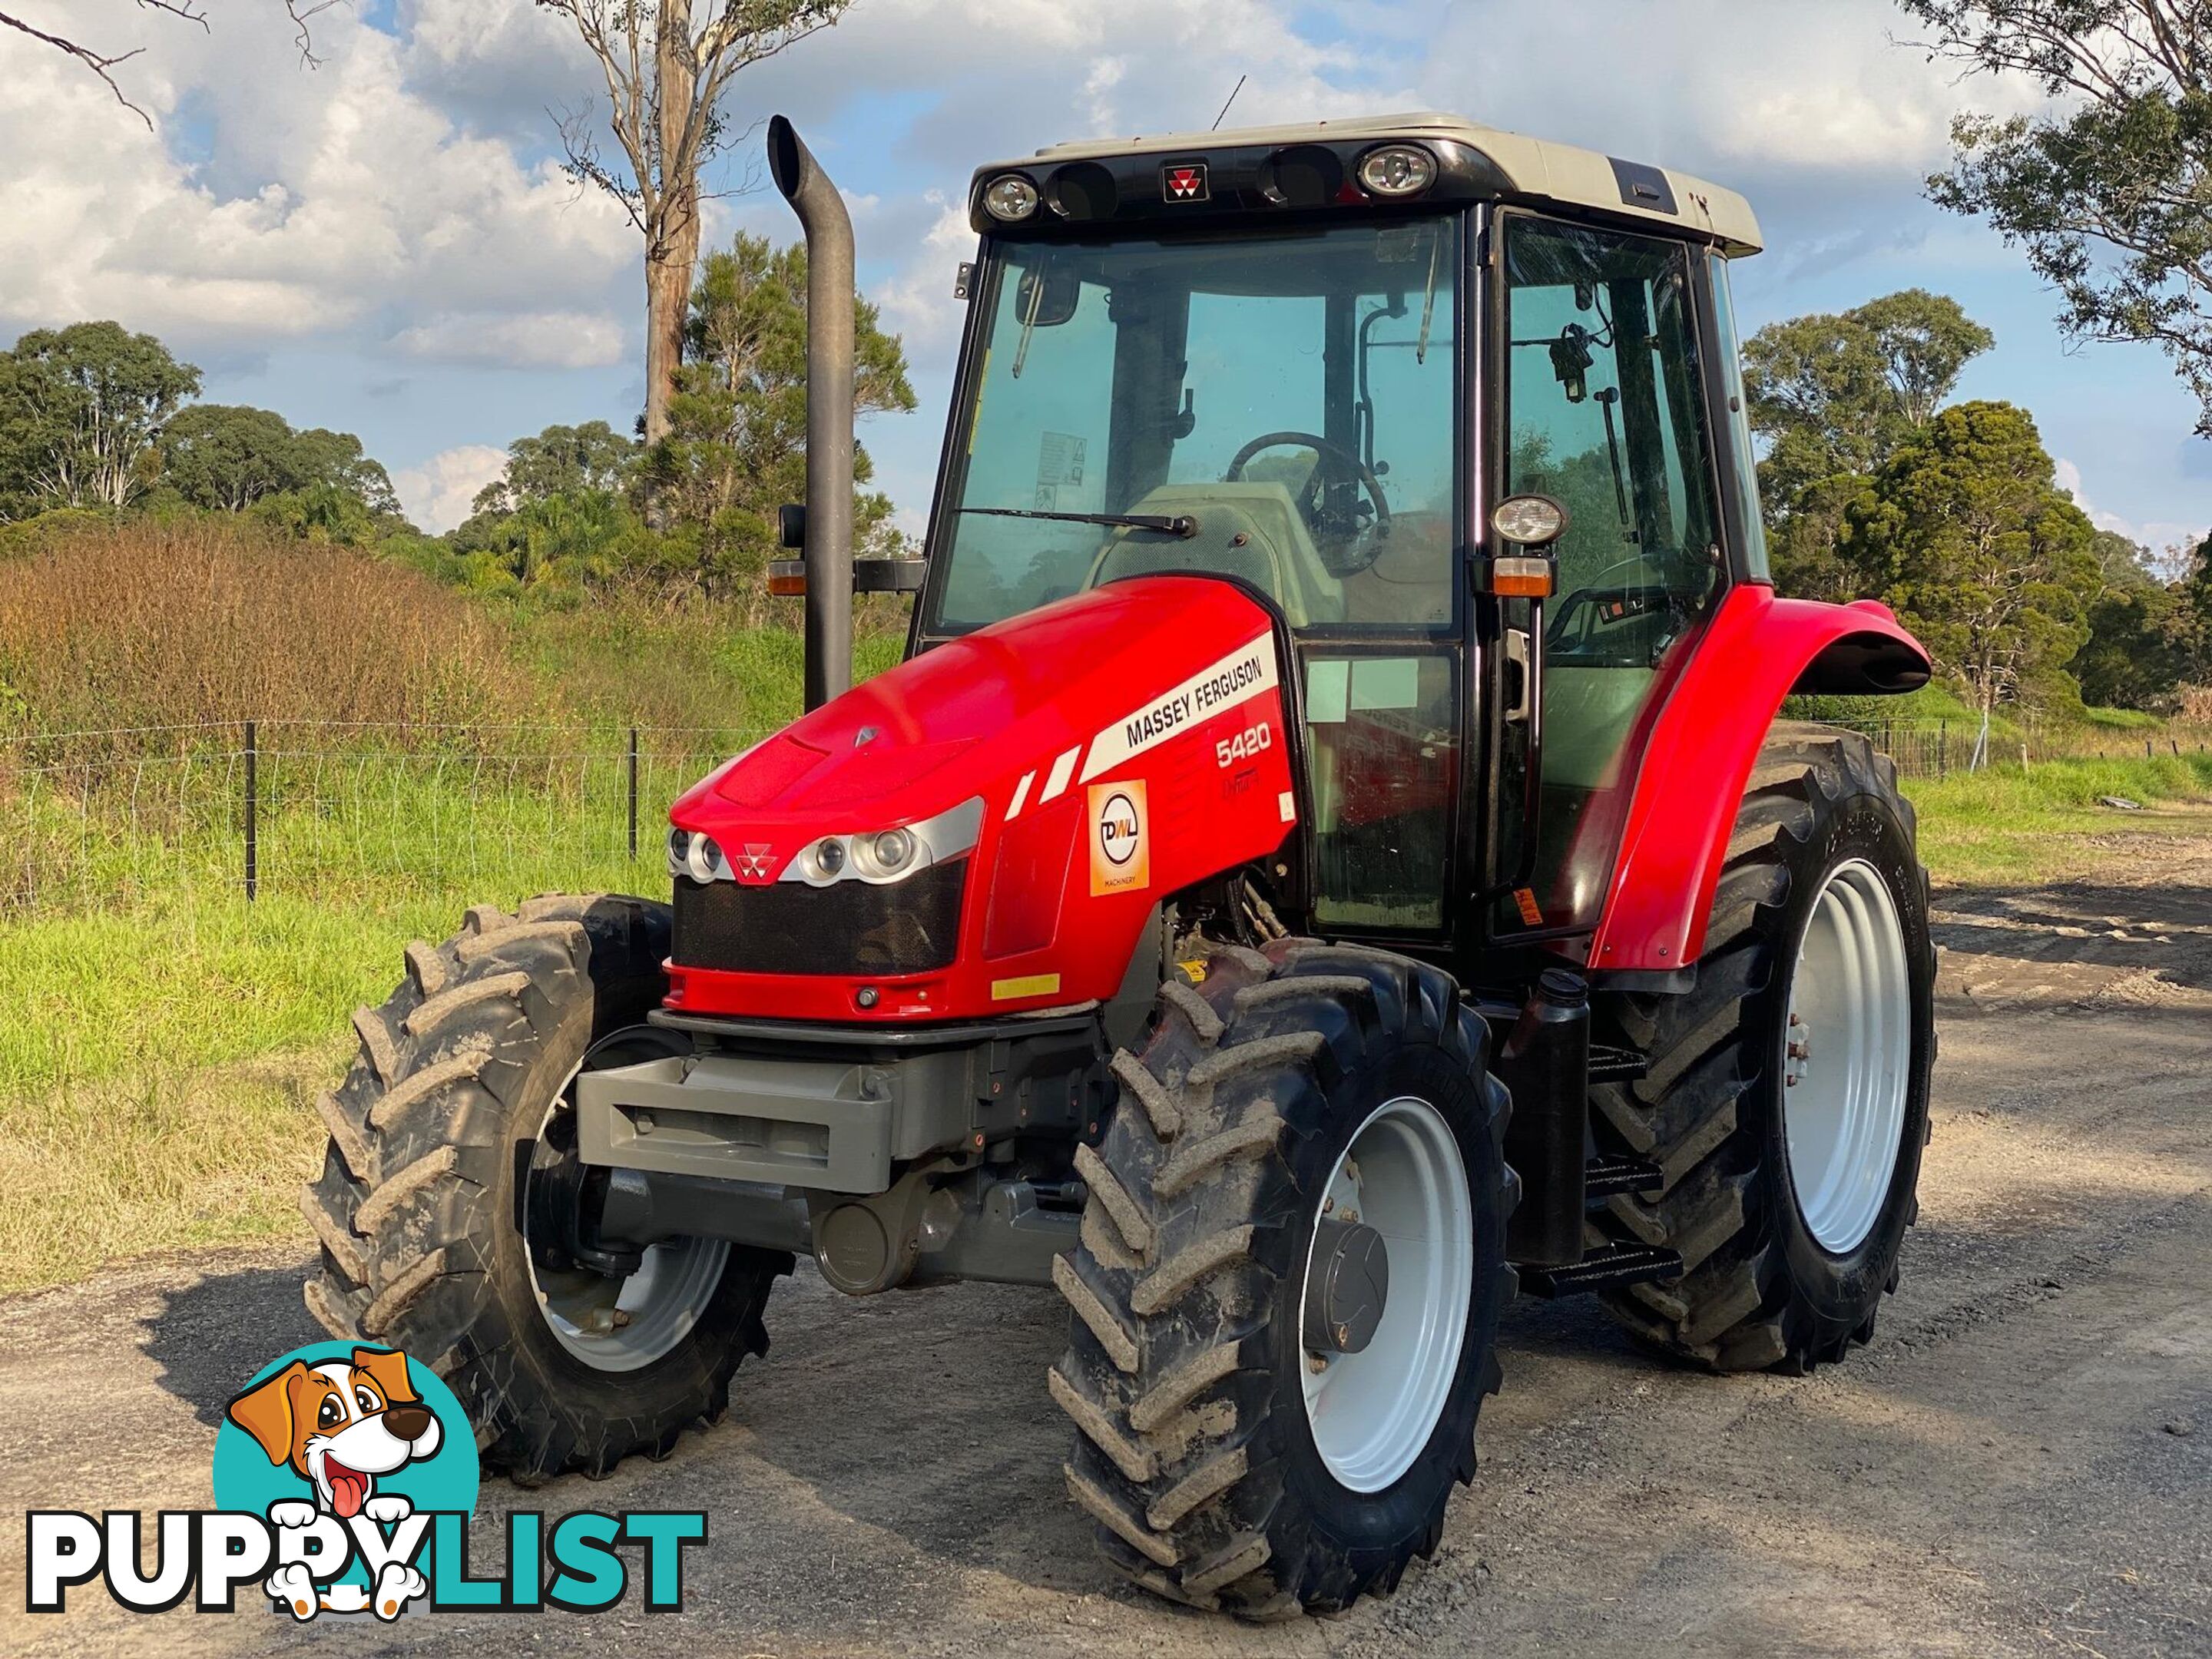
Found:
[1,0,2202,552]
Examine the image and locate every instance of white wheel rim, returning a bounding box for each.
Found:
[1780,857,1912,1253]
[527,1061,730,1373]
[1299,1095,1473,1493]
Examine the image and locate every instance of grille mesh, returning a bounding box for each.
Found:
[672,859,967,976]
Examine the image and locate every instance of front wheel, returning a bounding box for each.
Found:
[1050,942,1516,1618]
[302,894,792,1479]
[1591,725,1936,1370]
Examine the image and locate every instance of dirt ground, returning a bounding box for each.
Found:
[5,827,2210,1657]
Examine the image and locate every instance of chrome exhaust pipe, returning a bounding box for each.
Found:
[767,114,855,710]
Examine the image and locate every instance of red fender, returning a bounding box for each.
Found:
[1583,585,1929,975]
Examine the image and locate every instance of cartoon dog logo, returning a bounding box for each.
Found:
[225,1346,441,1620]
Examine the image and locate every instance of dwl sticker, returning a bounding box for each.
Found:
[1089,780,1150,896]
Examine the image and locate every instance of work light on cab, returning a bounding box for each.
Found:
[982,174,1040,221]
[1357,144,1435,197]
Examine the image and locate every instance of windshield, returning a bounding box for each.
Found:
[925,219,1462,636]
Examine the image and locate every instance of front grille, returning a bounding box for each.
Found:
[672,859,967,976]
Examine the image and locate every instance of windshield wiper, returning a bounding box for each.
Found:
[955,507,1197,538]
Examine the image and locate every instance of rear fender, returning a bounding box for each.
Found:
[1584,586,1929,975]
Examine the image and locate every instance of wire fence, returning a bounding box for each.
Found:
[1,721,729,919]
[1827,717,2212,782]
[8,714,2211,920]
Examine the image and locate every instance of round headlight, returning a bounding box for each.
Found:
[983,174,1041,222]
[1491,493,1570,547]
[1357,144,1436,198]
[813,836,847,878]
[856,827,918,879]
[667,826,693,866]
[686,834,723,883]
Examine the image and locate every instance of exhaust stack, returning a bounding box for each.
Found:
[767,115,855,710]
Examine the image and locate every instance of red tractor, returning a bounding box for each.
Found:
[306,112,1936,1618]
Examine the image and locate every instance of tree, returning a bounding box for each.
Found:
[647,230,913,591]
[157,403,400,515]
[1,2,330,125]
[1745,290,1995,506]
[0,322,200,513]
[472,420,638,515]
[1849,400,2101,717]
[2071,529,2192,708]
[1902,1,2212,435]
[537,1,849,445]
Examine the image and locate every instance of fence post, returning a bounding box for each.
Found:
[1939,720,1948,780]
[244,718,258,902]
[627,727,639,861]
[2147,738,2155,760]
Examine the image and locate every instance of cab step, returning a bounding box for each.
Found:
[1584,1154,1664,1200]
[1516,1242,1683,1298]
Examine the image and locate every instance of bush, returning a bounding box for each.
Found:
[0,518,527,743]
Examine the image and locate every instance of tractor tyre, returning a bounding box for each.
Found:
[301,893,791,1480]
[1051,939,1516,1618]
[1589,724,1935,1371]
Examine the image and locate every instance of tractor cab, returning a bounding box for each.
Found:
[915,114,1775,963]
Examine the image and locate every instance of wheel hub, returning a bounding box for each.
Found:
[1303,1219,1389,1355]
[1299,1096,1474,1493]
[1780,858,1912,1253]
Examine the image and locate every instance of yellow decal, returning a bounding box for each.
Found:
[1514,887,1545,927]
[1088,779,1151,897]
[992,972,1062,1002]
[1177,957,1210,984]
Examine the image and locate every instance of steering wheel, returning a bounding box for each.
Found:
[1224,430,1391,575]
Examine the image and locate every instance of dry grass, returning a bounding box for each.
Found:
[0,519,528,745]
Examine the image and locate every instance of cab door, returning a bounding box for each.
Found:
[1488,212,1732,942]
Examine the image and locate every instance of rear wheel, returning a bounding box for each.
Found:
[1590,726,1935,1370]
[1050,941,1515,1618]
[302,894,792,1479]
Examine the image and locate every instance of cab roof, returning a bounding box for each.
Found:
[973,110,1763,256]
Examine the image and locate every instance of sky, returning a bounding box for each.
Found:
[2,0,2204,555]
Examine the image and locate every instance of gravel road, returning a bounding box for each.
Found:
[7,829,2210,1657]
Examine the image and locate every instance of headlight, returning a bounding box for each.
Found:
[983,174,1040,222]
[781,799,985,888]
[686,834,724,884]
[853,827,917,880]
[667,826,693,873]
[793,836,847,883]
[1357,144,1435,198]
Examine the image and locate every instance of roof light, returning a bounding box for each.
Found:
[1357,144,1436,198]
[983,174,1041,222]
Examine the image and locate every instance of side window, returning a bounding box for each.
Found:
[1500,217,1725,933]
[1708,255,1772,581]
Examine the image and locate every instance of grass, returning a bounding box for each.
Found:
[1906,751,2212,887]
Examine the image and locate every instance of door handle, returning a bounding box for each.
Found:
[1503,628,1532,724]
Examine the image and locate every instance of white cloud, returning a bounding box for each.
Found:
[392,443,510,533]
[392,310,626,369]
[2055,459,2207,565]
[0,6,634,352]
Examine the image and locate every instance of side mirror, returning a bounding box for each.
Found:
[1482,495,1566,597]
[779,503,806,550]
[1015,264,1081,327]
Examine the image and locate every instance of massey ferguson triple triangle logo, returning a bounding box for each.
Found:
[1163,162,1209,202]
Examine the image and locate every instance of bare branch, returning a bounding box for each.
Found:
[3,0,335,121]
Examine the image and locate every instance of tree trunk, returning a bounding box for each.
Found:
[641,2,700,448]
